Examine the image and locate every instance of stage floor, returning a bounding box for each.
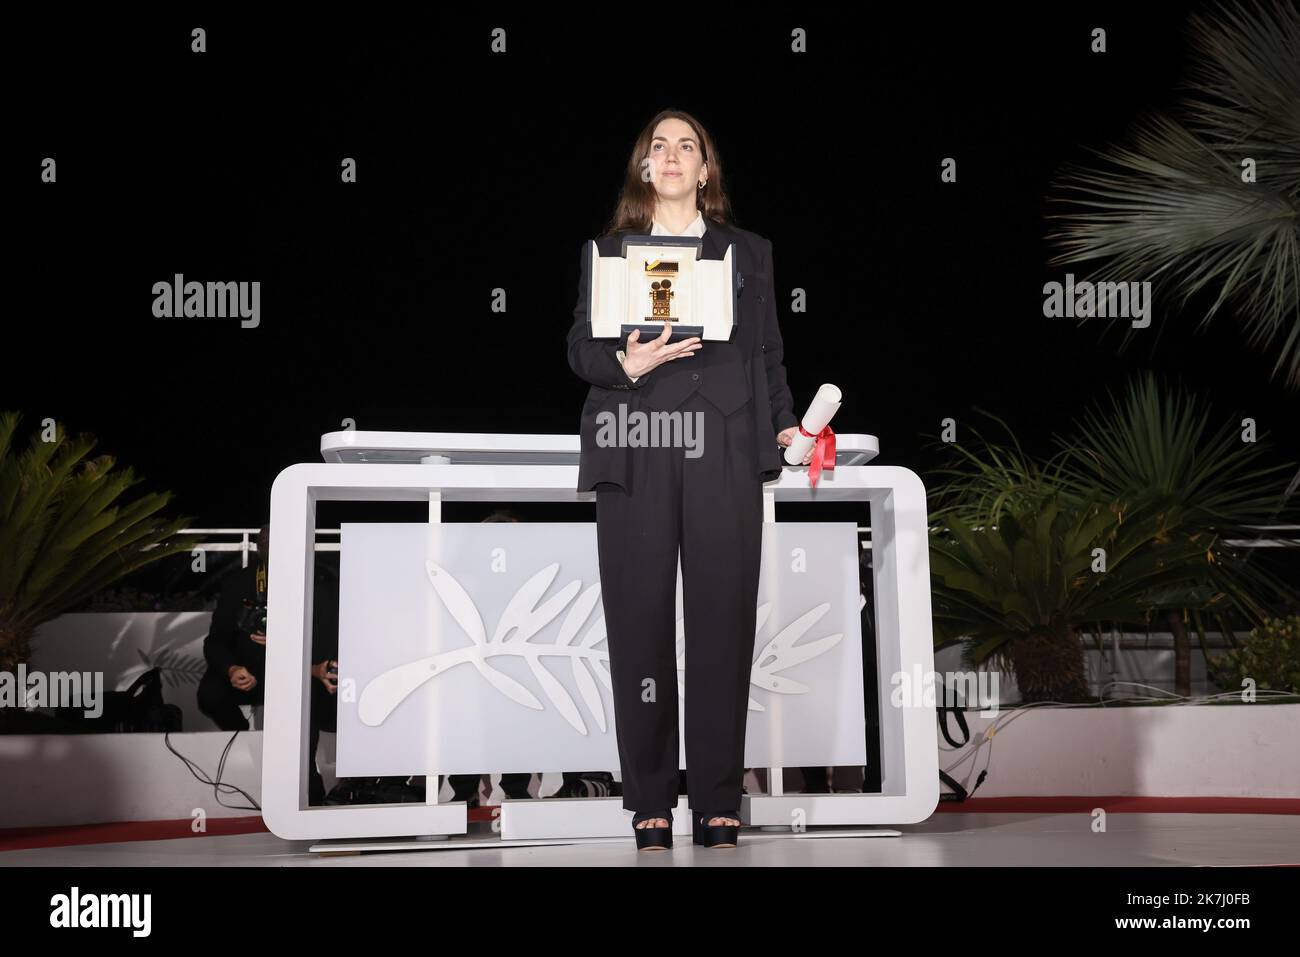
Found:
[2,813,1298,866]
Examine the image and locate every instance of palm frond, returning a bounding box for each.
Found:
[0,412,199,665]
[1044,0,1300,387]
[1059,371,1298,623]
[926,371,1299,660]
[1182,0,1300,191]
[1061,370,1298,531]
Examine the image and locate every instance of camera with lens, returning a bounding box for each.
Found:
[236,598,268,636]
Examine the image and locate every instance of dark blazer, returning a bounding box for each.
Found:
[566,216,800,494]
[203,561,339,684]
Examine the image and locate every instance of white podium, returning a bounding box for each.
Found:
[262,431,937,847]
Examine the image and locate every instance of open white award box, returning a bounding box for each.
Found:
[585,233,739,344]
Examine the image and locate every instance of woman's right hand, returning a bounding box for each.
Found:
[623,323,702,378]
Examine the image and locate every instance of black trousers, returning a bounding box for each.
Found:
[197,667,337,805]
[197,666,264,730]
[596,390,763,814]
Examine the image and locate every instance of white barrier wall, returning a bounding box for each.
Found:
[28,612,222,733]
[2,704,1296,829]
[4,614,1294,830]
[935,704,1300,800]
[0,731,270,828]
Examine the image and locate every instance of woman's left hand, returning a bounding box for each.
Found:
[777,426,814,465]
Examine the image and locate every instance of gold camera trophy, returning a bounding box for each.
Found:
[584,234,738,347]
[645,258,677,323]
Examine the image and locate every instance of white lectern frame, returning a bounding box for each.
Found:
[262,433,937,843]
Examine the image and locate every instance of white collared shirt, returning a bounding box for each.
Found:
[649,210,706,237]
[618,211,707,380]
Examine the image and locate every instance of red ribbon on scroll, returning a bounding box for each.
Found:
[797,422,836,487]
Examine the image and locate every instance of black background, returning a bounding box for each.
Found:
[10,4,1298,528]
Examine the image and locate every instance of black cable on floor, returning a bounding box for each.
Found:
[164,730,262,812]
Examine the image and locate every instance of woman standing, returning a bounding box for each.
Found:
[566,110,812,851]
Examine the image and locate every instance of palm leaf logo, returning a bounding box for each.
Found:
[357,561,844,731]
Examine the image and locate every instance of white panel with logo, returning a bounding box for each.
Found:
[336,522,865,778]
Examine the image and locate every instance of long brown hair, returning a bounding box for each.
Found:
[601,109,736,237]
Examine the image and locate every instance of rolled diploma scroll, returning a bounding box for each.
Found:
[783,383,842,464]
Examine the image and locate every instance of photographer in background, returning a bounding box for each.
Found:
[197,524,341,805]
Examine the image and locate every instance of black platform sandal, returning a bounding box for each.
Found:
[692,810,742,848]
[631,809,674,851]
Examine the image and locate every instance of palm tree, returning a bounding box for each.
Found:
[928,415,1212,702]
[1045,0,1300,387]
[0,412,196,674]
[1060,371,1299,693]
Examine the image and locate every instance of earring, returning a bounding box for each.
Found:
[697,181,705,190]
